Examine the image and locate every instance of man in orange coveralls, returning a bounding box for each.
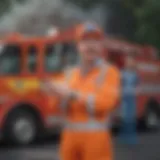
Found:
[45,22,120,160]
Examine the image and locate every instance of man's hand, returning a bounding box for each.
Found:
[54,82,72,98]
[41,79,84,101]
[53,82,86,101]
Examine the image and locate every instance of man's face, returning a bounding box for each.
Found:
[77,38,104,62]
[125,56,135,69]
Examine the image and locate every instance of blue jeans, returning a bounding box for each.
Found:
[119,96,137,145]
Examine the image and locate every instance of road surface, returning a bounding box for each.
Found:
[0,131,160,160]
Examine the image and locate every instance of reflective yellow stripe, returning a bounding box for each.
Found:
[24,81,39,88]
[65,120,109,131]
[7,79,40,94]
[96,63,109,86]
[86,63,109,115]
[60,68,75,111]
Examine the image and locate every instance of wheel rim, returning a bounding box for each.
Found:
[147,112,159,128]
[13,118,35,143]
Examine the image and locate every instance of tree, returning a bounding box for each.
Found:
[134,0,160,48]
[68,0,160,49]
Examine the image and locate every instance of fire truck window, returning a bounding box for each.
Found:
[28,46,37,73]
[68,44,78,66]
[62,43,78,67]
[45,44,63,72]
[0,45,21,75]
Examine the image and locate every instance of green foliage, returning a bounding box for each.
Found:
[134,0,160,48]
[109,0,160,49]
[68,0,160,49]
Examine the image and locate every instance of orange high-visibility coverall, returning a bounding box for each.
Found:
[60,63,120,160]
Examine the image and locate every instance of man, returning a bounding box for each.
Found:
[45,22,120,160]
[119,55,139,145]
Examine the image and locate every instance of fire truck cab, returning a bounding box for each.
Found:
[0,33,78,145]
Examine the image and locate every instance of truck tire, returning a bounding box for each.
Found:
[144,107,160,130]
[4,109,38,145]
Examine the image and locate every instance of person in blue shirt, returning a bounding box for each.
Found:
[119,55,139,145]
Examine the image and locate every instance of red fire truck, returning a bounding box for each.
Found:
[0,27,159,145]
[105,38,160,129]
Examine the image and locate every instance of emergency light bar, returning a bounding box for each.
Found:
[47,27,59,37]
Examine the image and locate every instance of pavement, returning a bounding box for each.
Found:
[0,130,160,160]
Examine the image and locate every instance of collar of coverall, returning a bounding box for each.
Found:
[79,59,105,75]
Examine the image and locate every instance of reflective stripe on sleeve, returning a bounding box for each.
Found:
[61,68,74,111]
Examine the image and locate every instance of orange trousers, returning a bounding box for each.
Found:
[60,130,113,160]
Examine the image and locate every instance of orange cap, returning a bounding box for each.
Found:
[75,22,104,41]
